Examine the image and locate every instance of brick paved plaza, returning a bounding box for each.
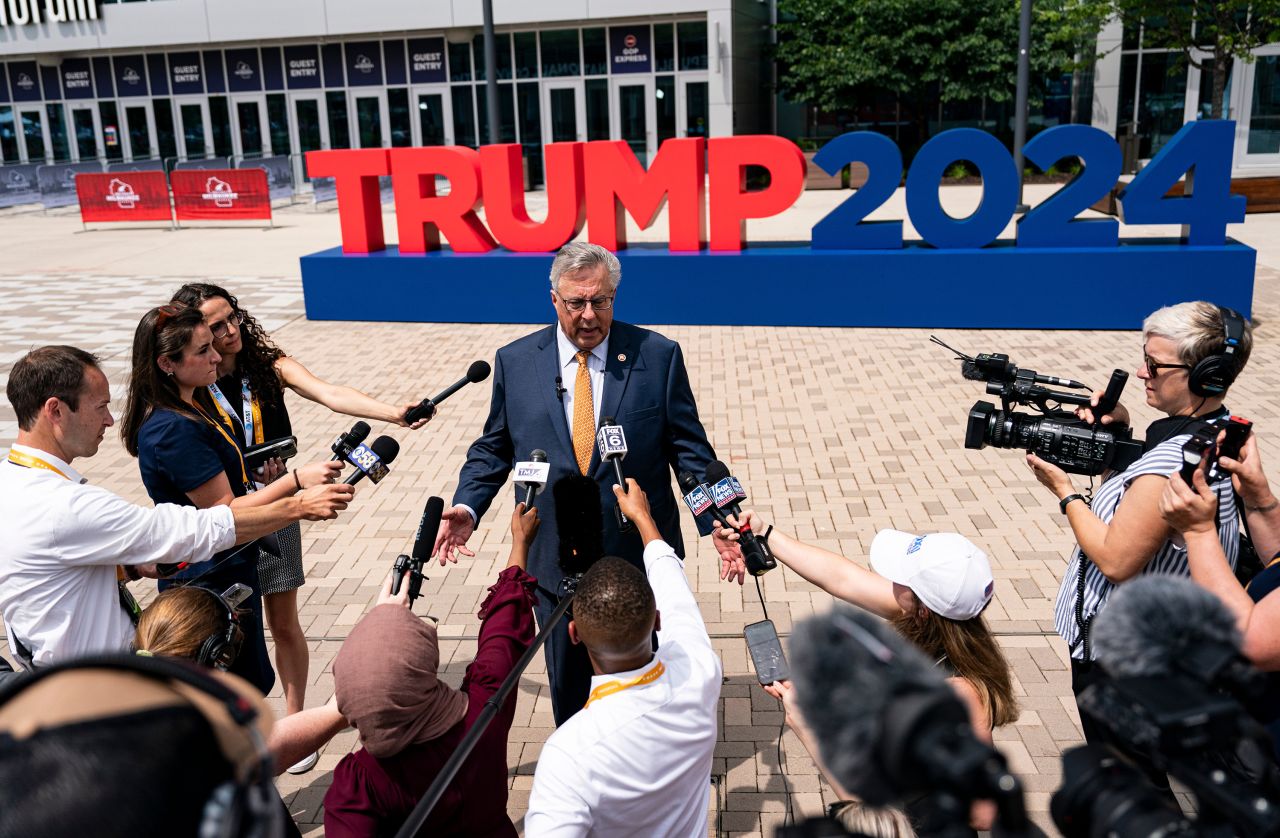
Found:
[2,190,1278,836]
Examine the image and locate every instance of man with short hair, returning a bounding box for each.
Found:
[435,242,740,724]
[0,345,352,668]
[524,480,721,837]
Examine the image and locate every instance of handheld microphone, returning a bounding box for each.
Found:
[392,496,444,603]
[704,460,776,575]
[790,604,1026,827]
[597,417,633,532]
[342,436,400,486]
[679,471,729,526]
[330,421,371,462]
[515,449,550,508]
[405,360,491,424]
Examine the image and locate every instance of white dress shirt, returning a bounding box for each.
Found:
[556,326,608,429]
[0,443,237,666]
[524,539,722,837]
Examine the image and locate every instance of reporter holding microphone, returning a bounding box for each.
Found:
[121,305,353,695]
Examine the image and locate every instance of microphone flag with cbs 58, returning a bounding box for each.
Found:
[342,435,399,486]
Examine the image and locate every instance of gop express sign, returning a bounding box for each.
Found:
[299,121,1254,330]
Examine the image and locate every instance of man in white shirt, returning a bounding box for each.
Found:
[0,345,353,669]
[524,479,721,837]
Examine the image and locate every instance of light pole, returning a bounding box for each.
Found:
[1012,0,1032,213]
[483,0,499,144]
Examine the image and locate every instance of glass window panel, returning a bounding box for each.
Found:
[98,101,123,162]
[1129,52,1188,158]
[549,87,577,143]
[210,96,233,157]
[585,78,609,141]
[656,76,676,143]
[517,81,542,186]
[655,24,675,73]
[153,99,178,162]
[123,106,148,159]
[452,85,477,147]
[617,82,646,162]
[0,106,19,163]
[449,42,473,82]
[514,32,538,80]
[582,28,607,76]
[236,100,264,157]
[267,93,290,155]
[295,99,323,154]
[183,102,207,159]
[1248,55,1280,155]
[540,30,580,78]
[678,21,708,71]
[472,33,513,81]
[72,107,98,160]
[418,93,446,146]
[1197,59,1234,119]
[685,80,709,138]
[46,103,71,162]
[388,88,411,147]
[476,83,516,144]
[355,96,383,148]
[325,91,350,149]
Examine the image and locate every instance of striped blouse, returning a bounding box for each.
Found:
[1053,428,1240,661]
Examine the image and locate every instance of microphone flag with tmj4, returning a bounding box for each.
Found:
[515,449,550,508]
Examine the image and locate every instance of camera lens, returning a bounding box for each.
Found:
[1052,746,1192,838]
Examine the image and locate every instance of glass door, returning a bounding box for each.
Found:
[290,93,329,186]
[231,95,269,159]
[610,77,655,164]
[175,98,212,161]
[682,77,710,139]
[350,90,389,149]
[543,79,584,143]
[18,108,50,163]
[70,105,102,162]
[411,86,453,147]
[122,102,157,162]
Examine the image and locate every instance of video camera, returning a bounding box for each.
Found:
[932,337,1144,476]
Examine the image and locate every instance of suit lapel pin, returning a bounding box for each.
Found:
[617,353,626,363]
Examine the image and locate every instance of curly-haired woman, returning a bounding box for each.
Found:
[171,283,428,773]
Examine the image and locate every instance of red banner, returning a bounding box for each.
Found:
[171,169,272,222]
[76,171,172,223]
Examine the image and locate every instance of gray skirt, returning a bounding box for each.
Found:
[257,521,305,595]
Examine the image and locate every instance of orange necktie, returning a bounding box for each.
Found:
[572,350,594,474]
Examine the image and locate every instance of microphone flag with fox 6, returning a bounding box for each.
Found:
[170,168,271,221]
[790,603,1020,809]
[405,360,492,424]
[554,473,605,578]
[701,460,775,575]
[515,450,550,508]
[331,421,371,461]
[342,435,400,486]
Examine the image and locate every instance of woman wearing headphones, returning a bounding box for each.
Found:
[1026,301,1253,743]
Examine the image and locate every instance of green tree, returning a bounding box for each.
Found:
[1112,1,1280,119]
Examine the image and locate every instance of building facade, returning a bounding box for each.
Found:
[0,0,772,186]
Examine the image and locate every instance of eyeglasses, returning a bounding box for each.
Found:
[557,294,614,313]
[1144,354,1190,378]
[209,311,245,338]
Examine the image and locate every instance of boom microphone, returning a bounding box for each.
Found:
[703,460,776,575]
[790,605,1026,829]
[404,360,492,424]
[330,421,371,461]
[515,449,550,508]
[342,436,400,486]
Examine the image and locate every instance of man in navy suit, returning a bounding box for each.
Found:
[435,242,742,724]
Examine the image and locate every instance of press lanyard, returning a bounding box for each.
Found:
[7,449,142,625]
[583,660,666,709]
[191,403,254,494]
[208,377,264,446]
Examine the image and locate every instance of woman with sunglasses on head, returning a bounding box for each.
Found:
[1025,301,1253,747]
[121,305,351,697]
[170,283,428,774]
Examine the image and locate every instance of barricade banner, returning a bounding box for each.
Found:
[174,156,233,171]
[0,164,42,208]
[107,159,166,173]
[38,162,104,208]
[76,171,172,222]
[237,155,293,200]
[171,168,271,221]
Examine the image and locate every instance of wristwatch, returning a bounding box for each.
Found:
[1059,493,1086,514]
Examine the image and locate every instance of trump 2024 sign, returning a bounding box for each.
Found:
[299,121,1254,329]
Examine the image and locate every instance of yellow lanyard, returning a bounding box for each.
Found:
[190,403,253,493]
[208,378,265,446]
[583,660,666,709]
[7,449,73,480]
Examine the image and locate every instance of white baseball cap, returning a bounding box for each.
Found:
[869,530,995,621]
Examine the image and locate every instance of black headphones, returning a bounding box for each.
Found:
[0,653,282,837]
[194,585,246,671]
[1188,306,1246,398]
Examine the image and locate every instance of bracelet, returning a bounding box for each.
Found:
[1248,499,1280,514]
[292,469,302,491]
[760,524,773,543]
[1059,493,1086,515]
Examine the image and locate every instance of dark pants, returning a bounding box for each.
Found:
[160,553,275,697]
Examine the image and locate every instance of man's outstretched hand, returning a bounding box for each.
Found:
[434,505,477,565]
